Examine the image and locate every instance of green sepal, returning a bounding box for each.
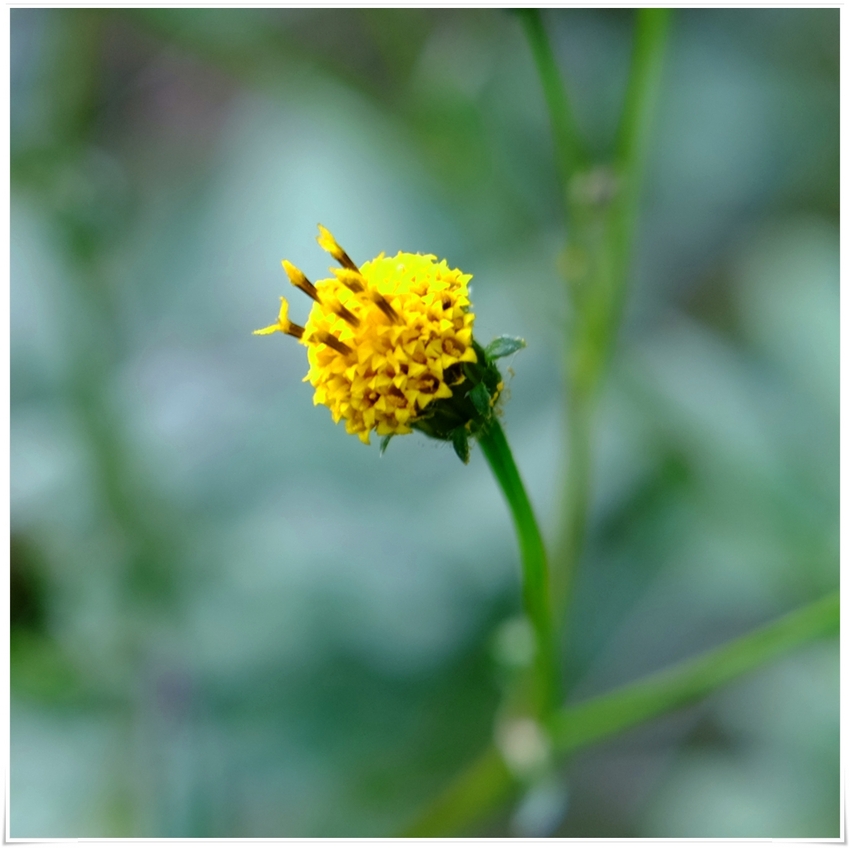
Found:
[410,337,512,450]
[470,382,491,417]
[379,434,393,456]
[451,427,470,464]
[485,335,526,361]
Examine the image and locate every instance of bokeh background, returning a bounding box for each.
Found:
[10,7,839,838]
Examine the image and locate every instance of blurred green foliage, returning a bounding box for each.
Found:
[11,8,838,837]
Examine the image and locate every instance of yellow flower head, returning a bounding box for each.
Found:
[255,226,479,444]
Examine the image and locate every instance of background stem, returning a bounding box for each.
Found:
[555,8,671,625]
[478,418,559,715]
[608,7,672,334]
[549,590,839,753]
[516,8,587,186]
[401,746,513,838]
[401,591,839,837]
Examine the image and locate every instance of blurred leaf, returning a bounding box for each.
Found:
[11,632,85,704]
[485,335,526,361]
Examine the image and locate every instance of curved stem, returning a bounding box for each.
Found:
[477,418,560,716]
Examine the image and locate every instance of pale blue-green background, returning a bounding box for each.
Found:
[11,8,838,837]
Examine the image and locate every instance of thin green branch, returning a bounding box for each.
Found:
[607,7,671,335]
[555,8,671,624]
[517,8,587,188]
[477,418,560,715]
[550,590,839,752]
[554,390,591,612]
[401,746,512,838]
[615,9,672,178]
[400,591,839,837]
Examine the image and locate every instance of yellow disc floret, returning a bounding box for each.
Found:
[255,226,477,444]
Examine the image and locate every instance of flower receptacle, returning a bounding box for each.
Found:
[411,336,525,463]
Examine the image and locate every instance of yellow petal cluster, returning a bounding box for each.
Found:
[255,227,477,444]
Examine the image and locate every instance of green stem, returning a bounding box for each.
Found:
[554,390,591,610]
[400,591,839,837]
[555,8,671,623]
[401,746,513,838]
[477,418,559,716]
[550,590,839,752]
[517,8,587,188]
[607,7,671,333]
